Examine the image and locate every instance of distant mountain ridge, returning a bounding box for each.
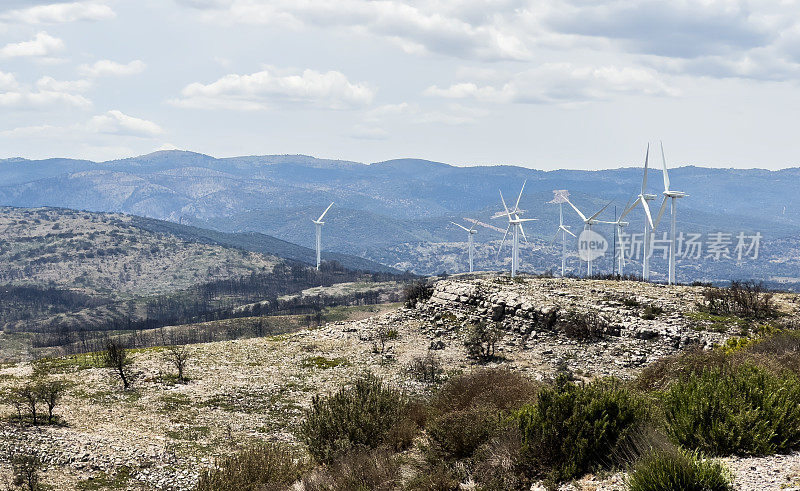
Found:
[1,151,799,281]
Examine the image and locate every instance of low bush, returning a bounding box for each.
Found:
[557,309,620,341]
[661,364,800,455]
[404,281,433,308]
[407,352,444,383]
[627,449,732,491]
[426,369,538,460]
[641,304,663,320]
[299,374,417,463]
[302,447,399,491]
[701,280,777,319]
[463,321,504,361]
[195,443,305,491]
[517,376,646,482]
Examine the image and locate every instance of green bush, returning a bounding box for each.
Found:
[641,304,664,320]
[517,376,646,482]
[195,443,305,491]
[299,374,416,463]
[427,405,502,459]
[662,365,800,455]
[302,447,400,491]
[404,281,433,308]
[628,449,732,491]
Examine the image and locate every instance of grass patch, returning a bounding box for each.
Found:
[301,356,349,370]
[76,466,133,490]
[627,449,732,491]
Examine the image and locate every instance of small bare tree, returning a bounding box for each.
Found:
[164,344,192,383]
[103,341,131,390]
[16,384,39,426]
[11,452,41,491]
[39,380,65,424]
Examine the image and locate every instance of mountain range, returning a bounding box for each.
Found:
[2,150,799,286]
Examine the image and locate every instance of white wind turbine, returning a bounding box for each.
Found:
[497,180,537,277]
[605,198,633,277]
[451,220,478,273]
[652,142,688,285]
[548,190,576,277]
[620,144,658,280]
[565,198,613,277]
[312,202,334,270]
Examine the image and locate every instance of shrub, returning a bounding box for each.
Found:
[641,304,663,320]
[302,447,399,491]
[627,449,732,491]
[404,281,433,308]
[517,376,646,482]
[405,463,461,490]
[299,374,416,463]
[463,321,503,361]
[426,369,537,460]
[11,453,41,491]
[701,280,777,319]
[661,365,800,455]
[195,443,305,491]
[103,341,132,390]
[557,309,620,341]
[407,352,444,383]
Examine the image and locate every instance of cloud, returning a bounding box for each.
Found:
[78,59,146,77]
[1,2,115,24]
[2,110,163,139]
[0,90,91,109]
[363,101,484,125]
[172,67,375,110]
[0,31,64,58]
[425,63,678,105]
[0,71,19,91]
[36,76,91,92]
[87,110,164,137]
[349,125,389,140]
[178,0,531,61]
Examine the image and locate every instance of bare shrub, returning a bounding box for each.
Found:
[195,443,305,491]
[302,447,399,491]
[407,352,443,383]
[701,280,777,319]
[103,341,132,390]
[557,309,620,341]
[164,344,192,383]
[463,321,504,361]
[404,281,433,308]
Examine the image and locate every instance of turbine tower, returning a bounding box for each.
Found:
[605,198,633,277]
[565,198,613,277]
[548,190,576,277]
[312,202,334,270]
[620,144,657,280]
[653,142,688,285]
[497,180,536,277]
[451,221,478,273]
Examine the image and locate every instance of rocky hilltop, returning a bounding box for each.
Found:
[1,275,798,489]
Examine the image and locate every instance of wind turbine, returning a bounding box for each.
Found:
[497,180,537,277]
[548,190,576,277]
[451,221,477,273]
[312,202,334,270]
[604,198,633,277]
[620,144,658,280]
[652,142,688,285]
[565,198,613,277]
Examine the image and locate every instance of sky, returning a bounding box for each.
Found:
[1,0,800,170]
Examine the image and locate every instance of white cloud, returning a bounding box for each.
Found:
[180,0,531,61]
[36,76,91,92]
[0,31,64,58]
[350,125,389,140]
[1,2,115,24]
[0,71,19,91]
[172,67,375,110]
[79,59,146,77]
[0,90,91,109]
[88,110,164,137]
[2,110,163,139]
[426,63,679,105]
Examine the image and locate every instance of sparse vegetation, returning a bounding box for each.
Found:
[299,374,417,463]
[164,344,192,383]
[701,280,778,319]
[403,281,433,308]
[517,375,646,483]
[627,449,733,491]
[195,443,306,491]
[557,309,620,341]
[103,341,132,390]
[406,352,443,383]
[463,321,504,361]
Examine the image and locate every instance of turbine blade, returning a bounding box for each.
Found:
[566,199,587,222]
[317,202,334,222]
[468,220,477,232]
[589,200,614,221]
[642,143,650,194]
[516,218,538,222]
[562,226,577,238]
[653,196,669,228]
[620,196,641,221]
[519,224,528,243]
[559,204,564,226]
[499,190,511,218]
[514,179,527,213]
[498,224,511,256]
[661,141,670,192]
[642,198,654,228]
[451,221,471,232]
